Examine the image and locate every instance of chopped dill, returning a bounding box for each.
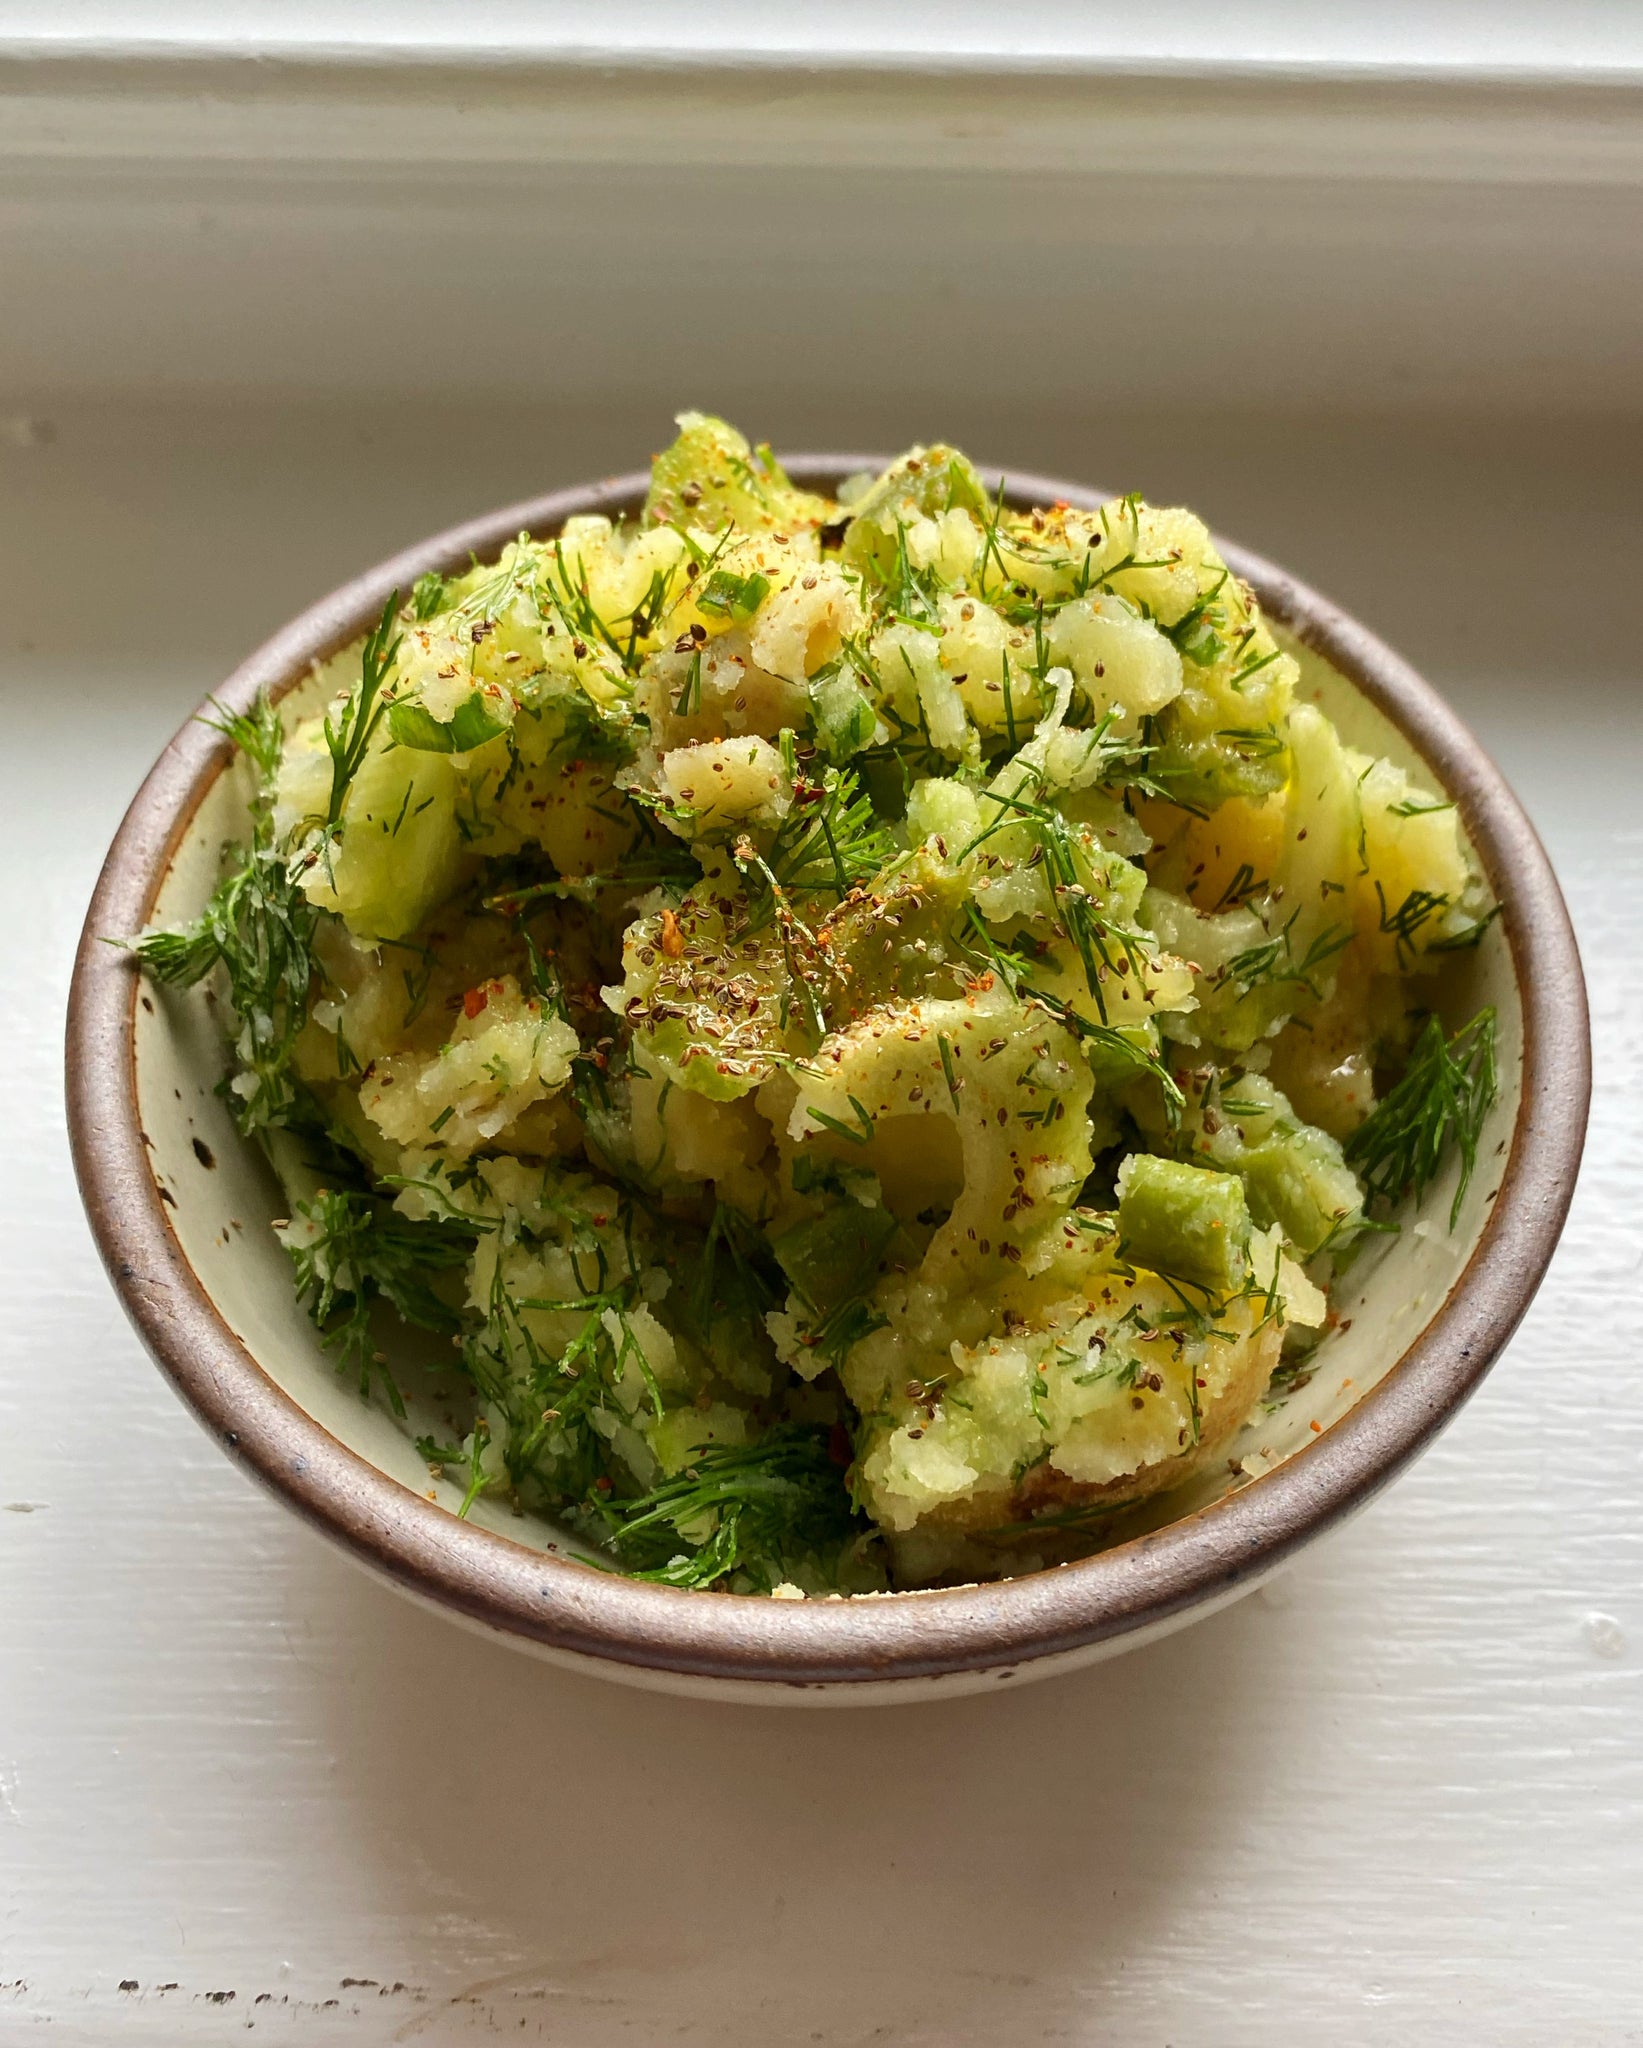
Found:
[1211,861,1268,912]
[1222,913,1353,1001]
[959,906,1185,1123]
[690,1201,781,1334]
[1345,1007,1499,1227]
[130,695,317,1135]
[735,758,894,928]
[963,780,1152,1022]
[278,1187,476,1413]
[574,1426,862,1590]
[1374,882,1451,966]
[1428,902,1503,953]
[324,590,401,825]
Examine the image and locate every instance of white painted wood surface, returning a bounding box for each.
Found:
[1,393,1637,2044]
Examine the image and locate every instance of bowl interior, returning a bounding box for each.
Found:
[128,564,1523,1572]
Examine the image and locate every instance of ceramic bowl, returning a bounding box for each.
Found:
[66,459,1590,1703]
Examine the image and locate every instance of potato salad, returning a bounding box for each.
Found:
[138,415,1499,1592]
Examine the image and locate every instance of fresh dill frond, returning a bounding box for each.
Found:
[674,646,704,716]
[736,758,895,928]
[1167,568,1232,668]
[453,540,539,625]
[130,916,225,989]
[481,847,697,916]
[1344,1006,1499,1228]
[1428,902,1503,953]
[805,1096,877,1147]
[130,694,318,1135]
[1222,912,1353,1001]
[574,1425,860,1590]
[805,1295,891,1372]
[415,1425,494,1518]
[452,1269,628,1506]
[511,1281,666,1423]
[1261,1349,1320,1413]
[540,536,659,677]
[1373,882,1451,967]
[277,1188,476,1412]
[688,1201,782,1335]
[1211,861,1268,912]
[959,907,1185,1123]
[968,477,1014,601]
[1215,725,1288,764]
[1123,715,1214,818]
[324,589,402,826]
[204,693,285,780]
[878,517,945,628]
[989,1492,1140,1540]
[964,780,1152,1023]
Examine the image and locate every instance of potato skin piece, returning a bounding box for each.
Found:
[1004,1316,1281,1521]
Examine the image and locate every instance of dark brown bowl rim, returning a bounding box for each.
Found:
[66,456,1591,1691]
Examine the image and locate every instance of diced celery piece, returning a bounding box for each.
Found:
[1117,1154,1251,1294]
[1238,1127,1364,1256]
[771,1201,899,1315]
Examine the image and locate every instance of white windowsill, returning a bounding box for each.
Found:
[4,0,1643,77]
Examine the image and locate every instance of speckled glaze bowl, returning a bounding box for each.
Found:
[66,459,1590,1703]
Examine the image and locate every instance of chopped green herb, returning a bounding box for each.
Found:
[278,1187,475,1412]
[324,590,402,825]
[1345,1007,1499,1227]
[130,696,317,1135]
[575,1426,862,1590]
